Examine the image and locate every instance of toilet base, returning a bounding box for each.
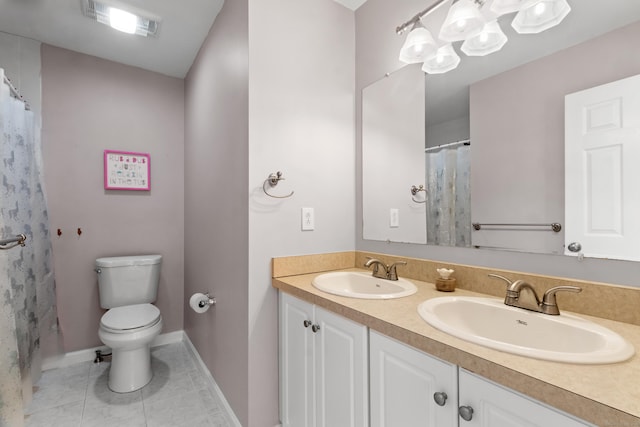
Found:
[98,317,163,393]
[108,346,153,393]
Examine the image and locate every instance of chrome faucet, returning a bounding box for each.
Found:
[364,258,407,281]
[488,274,581,315]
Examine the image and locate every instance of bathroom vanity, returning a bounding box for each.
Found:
[273,252,640,427]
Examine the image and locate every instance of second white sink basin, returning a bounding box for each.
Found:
[418,296,634,364]
[312,271,417,299]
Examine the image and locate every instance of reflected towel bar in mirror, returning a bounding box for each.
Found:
[472,223,562,232]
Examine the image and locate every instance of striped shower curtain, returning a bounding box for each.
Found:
[0,69,58,427]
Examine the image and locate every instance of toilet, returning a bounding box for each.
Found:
[95,254,163,393]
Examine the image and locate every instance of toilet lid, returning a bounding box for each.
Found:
[101,303,161,331]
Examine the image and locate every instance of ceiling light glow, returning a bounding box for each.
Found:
[109,7,137,34]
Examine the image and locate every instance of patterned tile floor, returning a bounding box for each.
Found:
[24,342,234,427]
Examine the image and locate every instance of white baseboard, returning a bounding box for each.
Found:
[183,334,242,427]
[41,330,185,371]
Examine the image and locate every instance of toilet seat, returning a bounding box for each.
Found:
[100,303,161,334]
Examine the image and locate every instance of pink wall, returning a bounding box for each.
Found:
[184,0,249,425]
[41,45,185,353]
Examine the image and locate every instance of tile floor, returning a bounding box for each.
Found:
[24,342,234,427]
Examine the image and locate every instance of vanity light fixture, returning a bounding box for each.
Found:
[399,21,438,64]
[490,0,532,15]
[422,44,461,74]
[397,0,571,73]
[511,0,571,34]
[82,0,160,37]
[461,20,508,56]
[439,0,486,42]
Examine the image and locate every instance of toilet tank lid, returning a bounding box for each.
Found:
[96,255,162,268]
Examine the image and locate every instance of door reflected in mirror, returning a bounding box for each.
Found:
[361,0,640,261]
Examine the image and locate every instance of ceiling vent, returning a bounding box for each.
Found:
[82,0,160,37]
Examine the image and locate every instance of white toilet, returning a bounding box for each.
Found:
[96,254,163,393]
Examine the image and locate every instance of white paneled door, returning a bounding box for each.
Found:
[565,74,640,261]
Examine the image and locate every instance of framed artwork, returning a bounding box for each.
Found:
[104,150,151,191]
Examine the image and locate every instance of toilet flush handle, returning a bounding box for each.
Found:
[94,268,101,274]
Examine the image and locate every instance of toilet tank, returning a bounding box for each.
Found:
[96,255,162,309]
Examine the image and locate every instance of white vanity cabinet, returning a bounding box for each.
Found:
[370,330,458,427]
[279,292,594,427]
[279,292,368,427]
[458,369,594,427]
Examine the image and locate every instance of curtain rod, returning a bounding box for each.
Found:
[425,139,470,152]
[2,74,30,111]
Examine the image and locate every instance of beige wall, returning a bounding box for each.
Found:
[41,45,185,353]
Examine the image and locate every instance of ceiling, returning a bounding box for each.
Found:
[0,0,224,78]
[333,0,368,10]
[0,0,368,79]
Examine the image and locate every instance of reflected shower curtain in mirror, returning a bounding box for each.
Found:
[426,144,471,246]
[0,69,58,426]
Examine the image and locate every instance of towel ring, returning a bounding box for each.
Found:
[410,185,426,203]
[263,171,294,199]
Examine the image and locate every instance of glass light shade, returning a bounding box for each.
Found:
[422,44,461,74]
[438,0,485,42]
[461,21,508,56]
[490,0,531,15]
[511,0,571,34]
[399,22,438,64]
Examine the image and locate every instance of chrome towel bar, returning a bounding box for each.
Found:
[472,223,562,233]
[0,234,27,250]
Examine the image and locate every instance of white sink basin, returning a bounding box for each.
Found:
[418,296,634,364]
[312,271,417,299]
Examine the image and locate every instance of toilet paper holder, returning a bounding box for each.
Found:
[199,293,216,308]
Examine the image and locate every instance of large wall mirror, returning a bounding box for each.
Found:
[362,0,640,261]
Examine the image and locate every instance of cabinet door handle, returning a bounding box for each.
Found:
[459,405,474,421]
[303,320,312,328]
[311,324,321,333]
[433,391,448,406]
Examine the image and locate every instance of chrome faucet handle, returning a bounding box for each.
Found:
[541,286,582,315]
[387,261,407,281]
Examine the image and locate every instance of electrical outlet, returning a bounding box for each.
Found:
[302,207,315,231]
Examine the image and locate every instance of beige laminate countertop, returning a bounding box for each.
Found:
[273,268,640,427]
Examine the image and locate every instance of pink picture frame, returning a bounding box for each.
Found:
[104,150,151,191]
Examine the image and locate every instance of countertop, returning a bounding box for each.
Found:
[273,268,640,427]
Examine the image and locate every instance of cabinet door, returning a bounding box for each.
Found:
[279,293,315,427]
[314,306,369,427]
[459,369,595,427]
[370,331,458,427]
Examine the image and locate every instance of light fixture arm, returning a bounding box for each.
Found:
[396,0,486,35]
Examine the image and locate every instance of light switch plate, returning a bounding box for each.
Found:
[302,207,315,231]
[390,208,399,228]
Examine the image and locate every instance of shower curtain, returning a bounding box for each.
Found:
[426,143,471,247]
[0,69,57,427]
